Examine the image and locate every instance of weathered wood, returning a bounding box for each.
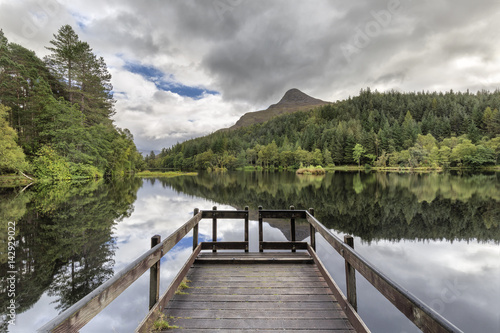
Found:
[260,241,309,251]
[185,280,329,288]
[170,294,338,303]
[38,211,203,333]
[344,235,357,312]
[308,245,371,333]
[309,208,316,251]
[164,318,352,330]
[166,300,339,310]
[244,206,249,252]
[192,208,199,251]
[258,205,263,252]
[212,206,217,252]
[166,308,346,319]
[161,253,356,332]
[166,330,354,333]
[200,241,247,250]
[259,209,307,219]
[136,244,202,333]
[149,235,161,310]
[306,212,463,333]
[290,205,296,252]
[200,210,248,219]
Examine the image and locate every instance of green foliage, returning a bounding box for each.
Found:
[0,26,143,179]
[150,89,500,171]
[352,144,366,167]
[32,146,71,180]
[0,105,28,173]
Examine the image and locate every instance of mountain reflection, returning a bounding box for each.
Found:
[0,178,142,330]
[160,171,500,243]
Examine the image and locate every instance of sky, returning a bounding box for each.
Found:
[1,0,500,152]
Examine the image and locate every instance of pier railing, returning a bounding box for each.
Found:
[38,207,463,333]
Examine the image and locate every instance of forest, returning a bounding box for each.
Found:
[149,88,500,171]
[0,25,143,180]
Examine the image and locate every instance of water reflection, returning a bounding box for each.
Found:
[161,172,500,242]
[1,172,499,333]
[0,178,142,331]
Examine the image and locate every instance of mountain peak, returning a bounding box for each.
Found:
[227,88,330,130]
[271,88,326,108]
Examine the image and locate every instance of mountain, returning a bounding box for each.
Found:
[228,88,330,130]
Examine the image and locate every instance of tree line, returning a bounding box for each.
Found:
[0,25,143,179]
[148,88,500,171]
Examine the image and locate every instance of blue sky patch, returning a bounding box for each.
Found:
[123,62,218,99]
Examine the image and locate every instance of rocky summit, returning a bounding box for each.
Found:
[228,88,330,130]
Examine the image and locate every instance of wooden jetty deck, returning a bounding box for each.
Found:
[155,251,362,332]
[38,207,464,333]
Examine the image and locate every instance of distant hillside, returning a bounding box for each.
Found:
[149,89,500,171]
[228,88,330,130]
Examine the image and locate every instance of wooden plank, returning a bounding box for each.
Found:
[344,235,357,312]
[135,244,202,333]
[195,257,313,264]
[168,328,354,333]
[244,206,249,252]
[166,308,347,319]
[200,210,248,219]
[149,235,161,310]
[198,252,311,258]
[200,241,247,250]
[163,318,352,330]
[185,281,329,288]
[212,206,217,253]
[260,241,308,251]
[169,294,338,302]
[259,210,307,219]
[306,212,463,333]
[187,276,327,283]
[290,205,296,252]
[165,300,339,310]
[186,287,333,295]
[38,211,203,333]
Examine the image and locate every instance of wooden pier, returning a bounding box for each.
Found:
[140,251,366,332]
[38,207,464,333]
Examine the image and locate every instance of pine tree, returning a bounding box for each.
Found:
[45,25,83,104]
[45,25,115,125]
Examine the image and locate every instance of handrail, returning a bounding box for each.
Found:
[304,211,463,333]
[37,211,203,333]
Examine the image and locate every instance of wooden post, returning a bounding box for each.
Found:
[212,206,217,253]
[258,206,263,252]
[244,206,249,253]
[309,208,316,251]
[193,208,199,251]
[290,205,296,252]
[344,235,357,312]
[149,235,161,310]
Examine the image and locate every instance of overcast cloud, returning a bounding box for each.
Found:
[1,0,500,151]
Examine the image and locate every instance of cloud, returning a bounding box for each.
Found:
[1,0,500,151]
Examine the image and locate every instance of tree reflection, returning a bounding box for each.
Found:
[160,172,500,243]
[0,177,142,328]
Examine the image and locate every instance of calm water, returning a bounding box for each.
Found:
[1,172,499,332]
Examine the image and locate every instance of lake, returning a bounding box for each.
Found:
[1,171,499,332]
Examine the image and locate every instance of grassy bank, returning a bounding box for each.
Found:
[135,171,198,178]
